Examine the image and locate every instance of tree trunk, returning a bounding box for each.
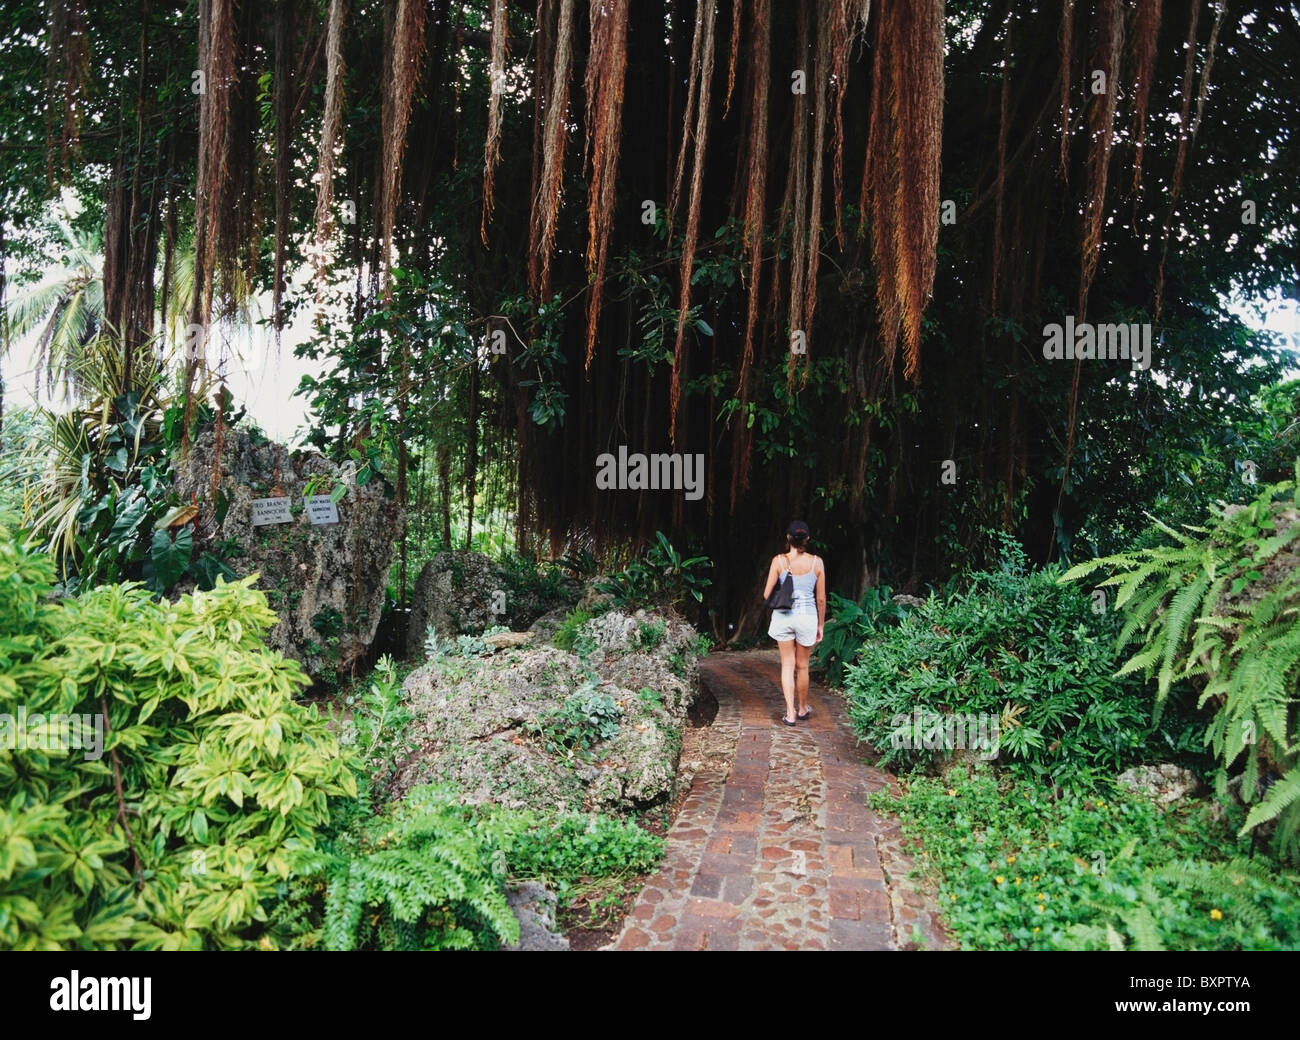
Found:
[438,442,452,550]
[464,357,479,549]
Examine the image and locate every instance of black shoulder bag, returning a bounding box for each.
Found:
[766,555,795,610]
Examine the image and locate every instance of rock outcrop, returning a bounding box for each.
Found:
[406,550,578,647]
[172,428,403,678]
[392,609,703,817]
[1116,763,1201,805]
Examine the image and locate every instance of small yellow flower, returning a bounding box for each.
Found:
[1048,841,1059,848]
[1006,855,1017,864]
[994,875,1005,885]
[1034,904,1044,913]
[950,894,957,902]
[1210,908,1223,921]
[1032,875,1040,881]
[1014,877,1022,885]
[1032,926,1040,933]
[947,788,957,796]
[1095,800,1106,808]
[1036,894,1047,901]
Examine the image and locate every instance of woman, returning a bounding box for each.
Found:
[761,520,826,726]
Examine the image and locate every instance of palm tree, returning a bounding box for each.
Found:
[5,218,104,402]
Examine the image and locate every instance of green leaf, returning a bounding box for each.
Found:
[148,528,193,593]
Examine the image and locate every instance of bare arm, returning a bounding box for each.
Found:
[815,557,827,639]
[761,555,782,600]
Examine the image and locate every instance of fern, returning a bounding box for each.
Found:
[1244,769,1300,834]
[1062,468,1300,862]
[304,787,520,951]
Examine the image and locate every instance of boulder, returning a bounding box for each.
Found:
[408,551,503,647]
[483,630,534,650]
[527,605,572,644]
[1116,763,1200,805]
[391,610,703,816]
[172,428,402,678]
[505,882,569,951]
[406,550,577,648]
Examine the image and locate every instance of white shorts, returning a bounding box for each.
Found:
[768,611,818,646]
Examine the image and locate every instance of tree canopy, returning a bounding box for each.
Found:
[2,0,1297,631]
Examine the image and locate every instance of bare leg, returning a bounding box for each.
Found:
[777,639,797,723]
[795,641,812,716]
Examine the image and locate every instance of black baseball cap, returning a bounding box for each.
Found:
[787,520,811,538]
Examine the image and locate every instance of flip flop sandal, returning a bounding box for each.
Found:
[781,716,797,726]
[797,709,812,721]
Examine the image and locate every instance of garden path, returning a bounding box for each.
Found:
[611,649,950,951]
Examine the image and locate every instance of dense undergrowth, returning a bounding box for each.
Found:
[839,474,1300,950]
[0,516,669,950]
[871,767,1300,951]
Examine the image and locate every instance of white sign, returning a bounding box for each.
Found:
[306,495,340,526]
[250,497,292,526]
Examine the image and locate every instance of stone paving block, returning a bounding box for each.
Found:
[687,897,741,920]
[828,919,894,951]
[721,874,753,905]
[690,872,723,899]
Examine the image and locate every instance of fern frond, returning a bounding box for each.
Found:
[1242,767,1300,833]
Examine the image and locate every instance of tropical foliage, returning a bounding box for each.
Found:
[1064,465,1300,861]
[0,520,355,950]
[870,767,1300,951]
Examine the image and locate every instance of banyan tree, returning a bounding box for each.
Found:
[15,1,1295,636]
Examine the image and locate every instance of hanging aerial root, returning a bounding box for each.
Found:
[583,0,631,369]
[481,0,509,245]
[669,0,717,447]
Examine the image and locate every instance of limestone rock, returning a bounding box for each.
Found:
[505,882,568,951]
[407,551,503,646]
[391,610,703,816]
[527,605,572,644]
[171,428,402,678]
[483,630,534,650]
[1116,763,1200,805]
[406,550,577,647]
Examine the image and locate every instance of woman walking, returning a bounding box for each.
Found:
[761,520,826,726]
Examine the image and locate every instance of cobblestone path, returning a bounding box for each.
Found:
[612,649,948,951]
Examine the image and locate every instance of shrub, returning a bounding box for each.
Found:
[273,785,664,948]
[530,683,623,761]
[871,767,1300,951]
[1063,467,1300,861]
[0,518,355,949]
[595,531,712,608]
[336,655,413,789]
[843,537,1200,787]
[552,608,592,651]
[815,584,907,686]
[286,786,520,951]
[503,810,663,907]
[636,617,667,650]
[22,342,237,595]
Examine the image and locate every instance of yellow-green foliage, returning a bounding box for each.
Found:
[0,516,356,949]
[1063,465,1300,861]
